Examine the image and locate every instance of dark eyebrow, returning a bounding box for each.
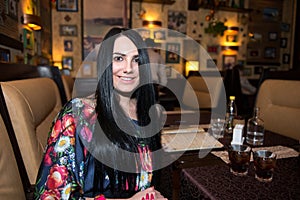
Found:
[113,52,126,56]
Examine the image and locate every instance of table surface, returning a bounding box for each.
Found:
[179,131,300,200]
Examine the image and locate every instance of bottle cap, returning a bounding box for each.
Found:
[229,96,235,100]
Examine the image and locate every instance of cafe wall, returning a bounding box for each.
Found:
[131,0,296,78]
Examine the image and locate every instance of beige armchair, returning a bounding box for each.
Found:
[255,79,300,140]
[0,114,26,199]
[182,75,224,110]
[0,77,62,185]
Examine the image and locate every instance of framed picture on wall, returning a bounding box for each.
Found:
[83,0,128,60]
[23,29,34,49]
[57,0,78,12]
[64,40,73,52]
[264,47,276,58]
[168,10,187,37]
[280,38,287,48]
[222,55,236,68]
[166,43,180,63]
[60,25,78,36]
[268,32,278,41]
[0,47,11,62]
[282,53,290,64]
[5,0,18,19]
[62,56,73,70]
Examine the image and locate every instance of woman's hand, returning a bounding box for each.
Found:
[129,187,167,200]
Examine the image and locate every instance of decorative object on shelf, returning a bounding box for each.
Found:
[21,14,42,31]
[204,21,227,37]
[57,0,78,12]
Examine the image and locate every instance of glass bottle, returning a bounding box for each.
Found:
[246,107,265,146]
[225,96,237,134]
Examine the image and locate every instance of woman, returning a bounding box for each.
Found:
[35,27,166,200]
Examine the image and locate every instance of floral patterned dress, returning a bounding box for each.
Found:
[34,97,153,199]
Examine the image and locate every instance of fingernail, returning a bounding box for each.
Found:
[146,193,149,200]
[150,193,155,200]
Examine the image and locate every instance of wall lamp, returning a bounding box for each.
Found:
[142,20,162,28]
[21,14,42,31]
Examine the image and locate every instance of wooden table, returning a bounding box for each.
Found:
[158,129,300,200]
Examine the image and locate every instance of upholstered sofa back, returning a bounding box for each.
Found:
[0,114,26,199]
[0,77,62,184]
[255,79,300,140]
[182,75,224,110]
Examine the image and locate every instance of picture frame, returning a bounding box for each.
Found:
[264,47,276,59]
[207,45,219,54]
[0,47,11,62]
[168,10,187,37]
[166,43,180,63]
[23,29,34,49]
[81,61,95,77]
[62,56,73,70]
[59,25,78,36]
[57,0,78,12]
[226,35,238,42]
[247,49,260,58]
[281,23,290,32]
[83,0,127,60]
[268,32,278,41]
[153,29,166,41]
[280,38,287,48]
[207,59,217,68]
[64,40,73,52]
[136,28,151,40]
[263,8,279,21]
[282,53,290,64]
[165,66,172,77]
[5,0,18,19]
[223,55,236,68]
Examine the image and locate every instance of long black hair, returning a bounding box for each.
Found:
[89,27,162,197]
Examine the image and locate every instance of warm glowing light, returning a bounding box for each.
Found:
[142,20,162,28]
[185,61,199,76]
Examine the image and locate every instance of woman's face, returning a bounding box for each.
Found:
[112,36,140,93]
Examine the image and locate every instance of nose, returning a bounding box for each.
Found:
[123,59,133,74]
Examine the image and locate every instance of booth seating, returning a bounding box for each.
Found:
[0,77,62,187]
[255,79,300,140]
[0,114,27,200]
[182,73,225,111]
[61,74,75,101]
[0,63,68,105]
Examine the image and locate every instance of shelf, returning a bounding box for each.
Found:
[198,6,253,13]
[132,0,176,5]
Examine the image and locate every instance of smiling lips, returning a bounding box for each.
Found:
[119,76,136,82]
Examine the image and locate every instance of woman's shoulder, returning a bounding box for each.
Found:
[70,95,96,108]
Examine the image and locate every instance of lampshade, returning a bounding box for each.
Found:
[142,20,162,28]
[22,14,42,31]
[185,61,199,76]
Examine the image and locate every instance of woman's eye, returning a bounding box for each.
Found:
[113,56,124,62]
[133,56,140,63]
